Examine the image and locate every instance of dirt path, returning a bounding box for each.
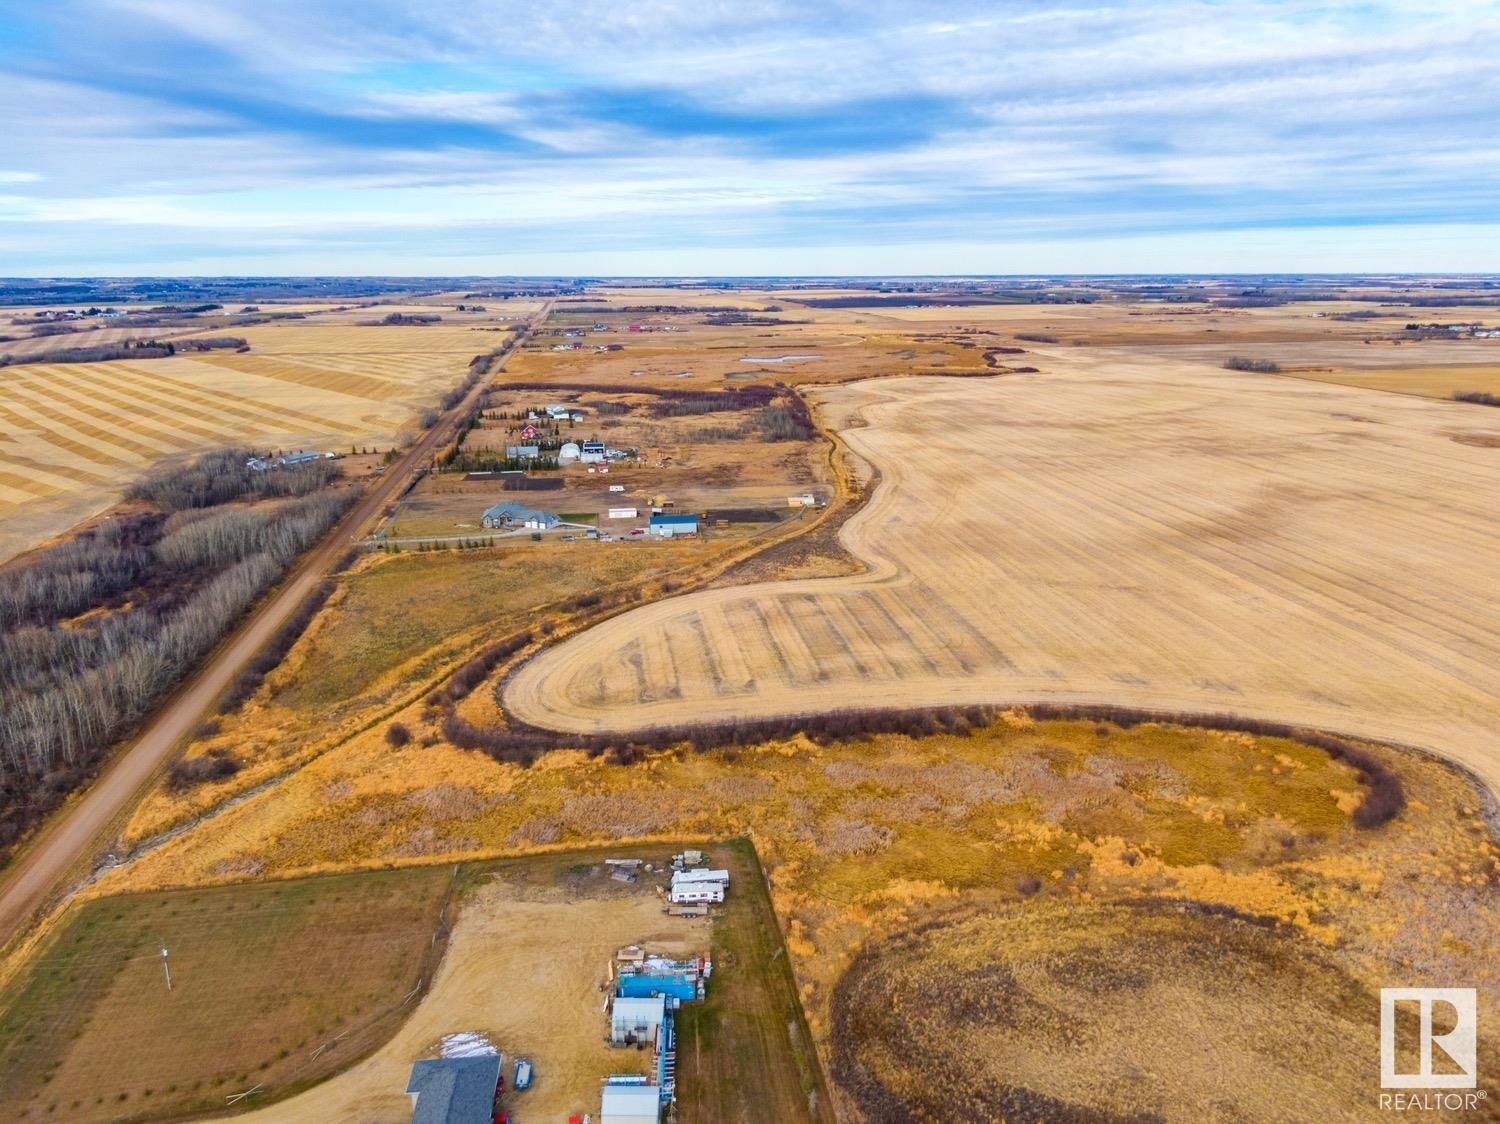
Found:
[0,302,552,951]
[506,349,1500,799]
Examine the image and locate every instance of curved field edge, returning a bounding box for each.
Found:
[501,359,1500,801]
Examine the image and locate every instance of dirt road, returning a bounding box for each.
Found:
[507,348,1500,799]
[0,302,551,950]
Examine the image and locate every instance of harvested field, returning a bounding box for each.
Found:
[0,866,454,1122]
[506,349,1500,797]
[0,315,512,562]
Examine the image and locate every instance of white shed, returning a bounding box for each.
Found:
[600,1083,661,1124]
[610,995,666,1044]
[607,507,639,519]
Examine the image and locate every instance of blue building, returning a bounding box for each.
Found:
[647,514,698,538]
[615,969,701,1003]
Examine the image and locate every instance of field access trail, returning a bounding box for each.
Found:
[507,349,1500,797]
[0,301,552,951]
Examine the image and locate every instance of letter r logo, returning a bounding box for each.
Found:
[1380,988,1477,1089]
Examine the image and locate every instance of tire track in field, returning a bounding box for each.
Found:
[505,353,1500,797]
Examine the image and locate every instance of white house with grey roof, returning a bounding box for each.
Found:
[481,502,559,530]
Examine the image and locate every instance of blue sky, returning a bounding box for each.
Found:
[0,0,1497,275]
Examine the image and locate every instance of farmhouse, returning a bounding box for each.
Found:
[246,451,322,472]
[481,502,560,530]
[648,514,698,538]
[518,423,539,439]
[545,404,571,420]
[405,1055,502,1124]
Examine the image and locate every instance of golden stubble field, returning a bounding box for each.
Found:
[506,348,1500,798]
[0,310,521,561]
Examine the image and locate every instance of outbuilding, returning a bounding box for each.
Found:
[647,514,698,538]
[580,440,607,464]
[610,995,667,1045]
[607,507,638,519]
[599,1082,661,1124]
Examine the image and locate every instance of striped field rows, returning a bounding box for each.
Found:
[0,328,488,559]
[506,349,1500,796]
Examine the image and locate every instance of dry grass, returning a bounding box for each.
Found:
[830,901,1403,1122]
[122,541,725,845]
[506,349,1500,800]
[0,866,454,1122]
[70,706,1499,1120]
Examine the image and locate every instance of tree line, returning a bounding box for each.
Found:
[0,451,355,854]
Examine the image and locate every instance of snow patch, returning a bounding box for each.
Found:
[438,1031,498,1058]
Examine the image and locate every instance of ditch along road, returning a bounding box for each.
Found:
[0,300,554,952]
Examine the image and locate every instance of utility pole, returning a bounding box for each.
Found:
[160,943,172,991]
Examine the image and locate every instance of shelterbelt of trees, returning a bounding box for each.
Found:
[0,450,353,857]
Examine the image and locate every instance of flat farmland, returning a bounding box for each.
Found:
[0,318,508,561]
[506,348,1500,796]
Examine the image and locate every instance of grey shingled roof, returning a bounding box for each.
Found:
[405,1055,501,1124]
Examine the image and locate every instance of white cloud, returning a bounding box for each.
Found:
[3,0,1498,270]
